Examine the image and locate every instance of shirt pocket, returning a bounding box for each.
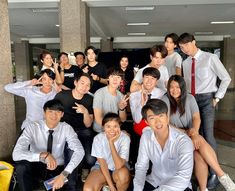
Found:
[196,68,208,79]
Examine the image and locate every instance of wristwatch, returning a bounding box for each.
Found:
[215,98,220,103]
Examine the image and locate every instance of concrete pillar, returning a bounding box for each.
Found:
[100,38,113,52]
[14,40,32,81]
[219,38,235,113]
[0,0,16,159]
[59,0,90,53]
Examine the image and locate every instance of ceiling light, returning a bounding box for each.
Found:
[55,24,60,27]
[211,21,234,24]
[195,31,213,35]
[32,8,58,13]
[127,23,149,26]
[125,6,155,11]
[128,33,146,36]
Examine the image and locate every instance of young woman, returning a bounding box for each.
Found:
[39,50,62,85]
[83,113,130,191]
[161,75,235,191]
[118,55,134,94]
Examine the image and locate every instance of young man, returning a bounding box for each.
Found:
[74,51,87,70]
[54,73,96,180]
[133,99,194,191]
[164,33,182,76]
[130,67,165,135]
[58,52,82,90]
[178,33,231,189]
[13,99,84,191]
[93,68,129,133]
[5,69,58,130]
[84,46,108,94]
[130,44,169,92]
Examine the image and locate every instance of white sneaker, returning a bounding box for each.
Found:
[102,185,110,191]
[219,174,235,191]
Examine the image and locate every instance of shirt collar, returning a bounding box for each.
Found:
[43,120,59,132]
[193,48,202,60]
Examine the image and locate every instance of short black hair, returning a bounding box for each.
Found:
[141,99,168,120]
[74,51,85,59]
[58,52,68,60]
[39,50,53,60]
[84,46,99,56]
[142,67,160,80]
[107,67,124,79]
[37,69,55,80]
[165,33,179,45]
[43,99,64,112]
[74,72,93,88]
[150,44,168,58]
[102,112,122,126]
[178,33,195,45]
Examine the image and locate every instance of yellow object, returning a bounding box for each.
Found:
[0,161,14,191]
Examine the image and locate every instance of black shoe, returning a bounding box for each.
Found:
[207,174,220,189]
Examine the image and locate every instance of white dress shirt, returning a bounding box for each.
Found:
[183,49,231,98]
[134,64,169,92]
[133,126,194,191]
[4,81,57,129]
[165,52,182,76]
[12,120,84,174]
[130,87,166,123]
[91,131,130,171]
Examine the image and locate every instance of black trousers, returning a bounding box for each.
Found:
[15,160,78,191]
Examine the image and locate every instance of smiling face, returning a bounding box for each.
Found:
[120,57,129,70]
[44,109,64,129]
[143,75,157,92]
[74,75,91,95]
[169,80,181,101]
[146,109,169,133]
[75,54,85,67]
[42,54,53,67]
[87,49,96,63]
[179,40,197,57]
[59,54,69,65]
[104,120,121,139]
[41,73,54,90]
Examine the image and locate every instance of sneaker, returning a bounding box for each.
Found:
[81,169,89,182]
[218,174,235,191]
[102,185,110,191]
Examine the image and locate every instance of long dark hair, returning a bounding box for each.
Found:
[167,75,187,116]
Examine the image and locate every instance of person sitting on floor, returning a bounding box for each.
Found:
[13,99,84,191]
[83,112,131,191]
[133,99,194,191]
[161,75,235,191]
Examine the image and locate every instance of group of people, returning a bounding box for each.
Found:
[5,32,235,191]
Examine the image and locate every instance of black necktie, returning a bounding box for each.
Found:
[47,130,54,153]
[147,94,152,101]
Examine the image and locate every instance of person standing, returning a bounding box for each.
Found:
[164,33,182,76]
[178,32,231,189]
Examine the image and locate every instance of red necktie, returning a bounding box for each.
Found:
[191,58,195,96]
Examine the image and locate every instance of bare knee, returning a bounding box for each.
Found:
[113,167,130,186]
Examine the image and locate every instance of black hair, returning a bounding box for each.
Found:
[165,33,179,46]
[84,46,99,56]
[142,67,160,80]
[150,44,168,58]
[58,52,68,60]
[74,51,85,59]
[43,99,64,112]
[167,75,187,116]
[37,69,56,80]
[141,99,168,120]
[39,50,53,60]
[102,112,122,126]
[107,67,125,79]
[178,33,195,45]
[74,72,93,88]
